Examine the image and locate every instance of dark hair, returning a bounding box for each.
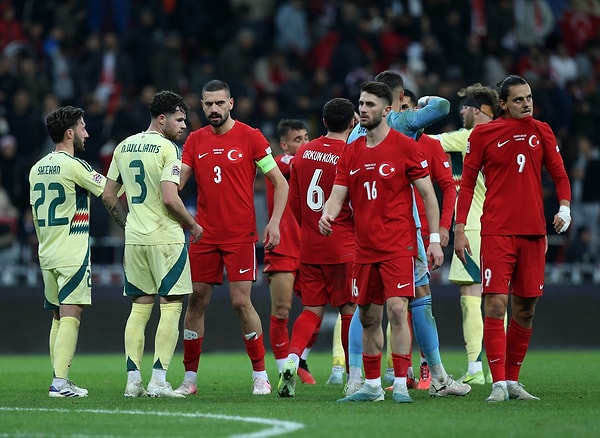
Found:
[322,98,355,132]
[458,83,499,117]
[374,70,404,91]
[403,89,417,107]
[360,81,393,106]
[46,106,84,143]
[202,79,231,96]
[277,119,307,141]
[496,75,528,103]
[149,90,189,118]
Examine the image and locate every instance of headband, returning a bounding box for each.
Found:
[462,96,494,118]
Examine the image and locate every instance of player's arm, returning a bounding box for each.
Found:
[288,164,302,225]
[546,157,571,234]
[102,178,128,230]
[30,206,40,261]
[547,161,571,234]
[413,175,444,270]
[263,162,289,250]
[319,184,348,236]
[430,144,456,247]
[539,123,572,234]
[178,163,193,191]
[453,163,479,264]
[161,180,203,242]
[410,96,450,131]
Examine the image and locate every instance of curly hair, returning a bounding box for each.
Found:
[46,106,85,144]
[149,90,189,119]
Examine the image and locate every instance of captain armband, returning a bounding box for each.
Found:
[256,154,277,174]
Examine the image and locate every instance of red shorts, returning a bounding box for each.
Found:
[264,257,301,296]
[263,252,300,274]
[298,262,353,307]
[480,235,545,297]
[188,241,256,283]
[352,256,415,306]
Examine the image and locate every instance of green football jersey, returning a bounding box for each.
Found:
[107,131,185,245]
[29,151,106,269]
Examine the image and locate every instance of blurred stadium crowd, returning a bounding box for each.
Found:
[0,0,599,285]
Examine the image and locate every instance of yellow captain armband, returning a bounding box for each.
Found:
[256,154,277,174]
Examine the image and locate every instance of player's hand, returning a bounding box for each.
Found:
[439,226,450,247]
[319,214,334,236]
[427,242,444,270]
[190,223,203,243]
[263,222,280,250]
[453,230,472,265]
[417,96,431,108]
[553,205,571,234]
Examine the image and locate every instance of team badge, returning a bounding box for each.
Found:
[378,161,396,179]
[528,134,540,149]
[227,148,244,163]
[92,173,104,184]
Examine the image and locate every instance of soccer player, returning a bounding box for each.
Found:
[430,83,499,385]
[344,71,468,398]
[383,88,457,390]
[454,75,572,402]
[103,90,202,398]
[264,119,316,384]
[30,106,106,397]
[175,80,289,396]
[277,97,357,398]
[321,81,444,403]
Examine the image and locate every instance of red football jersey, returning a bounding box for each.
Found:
[289,136,354,264]
[335,129,429,263]
[413,134,456,237]
[457,116,571,235]
[182,121,272,244]
[264,154,300,258]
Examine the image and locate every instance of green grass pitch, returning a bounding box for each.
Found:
[1,350,599,437]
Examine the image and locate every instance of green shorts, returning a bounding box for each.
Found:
[449,229,481,285]
[123,243,192,297]
[42,264,92,310]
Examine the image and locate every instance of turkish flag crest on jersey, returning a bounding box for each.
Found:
[378,161,396,179]
[227,148,244,163]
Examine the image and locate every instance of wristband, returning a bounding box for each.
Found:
[429,232,441,244]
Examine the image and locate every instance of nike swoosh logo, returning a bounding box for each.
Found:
[198,153,209,159]
[349,168,360,175]
[539,284,544,290]
[490,358,500,363]
[274,342,286,348]
[396,282,410,289]
[497,140,510,148]
[239,268,251,274]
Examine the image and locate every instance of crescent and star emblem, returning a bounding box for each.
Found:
[528,135,540,148]
[379,162,395,178]
[227,149,244,162]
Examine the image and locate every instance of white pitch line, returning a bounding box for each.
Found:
[0,407,305,438]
